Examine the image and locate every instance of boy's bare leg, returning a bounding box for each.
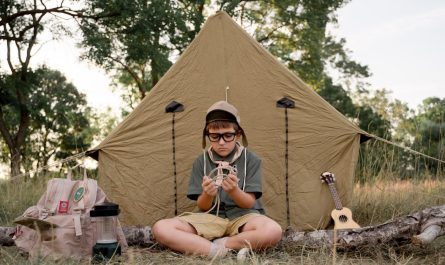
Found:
[225,216,282,250]
[152,218,212,256]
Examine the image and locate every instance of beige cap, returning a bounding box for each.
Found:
[202,101,248,148]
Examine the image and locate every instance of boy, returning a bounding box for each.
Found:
[152,101,282,258]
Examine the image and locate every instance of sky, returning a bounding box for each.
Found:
[333,0,445,108]
[8,0,445,113]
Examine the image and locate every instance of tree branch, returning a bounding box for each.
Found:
[256,24,286,43]
[0,7,117,28]
[109,56,146,99]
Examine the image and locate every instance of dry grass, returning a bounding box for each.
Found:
[1,177,445,264]
[0,178,48,226]
[351,179,445,226]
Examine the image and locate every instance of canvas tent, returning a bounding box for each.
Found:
[87,11,370,230]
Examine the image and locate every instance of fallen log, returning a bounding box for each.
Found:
[282,204,445,249]
[0,226,15,246]
[1,205,444,248]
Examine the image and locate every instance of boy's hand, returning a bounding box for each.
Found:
[202,176,217,197]
[221,173,239,193]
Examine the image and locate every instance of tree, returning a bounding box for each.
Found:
[0,0,111,177]
[28,66,94,170]
[410,97,445,174]
[80,0,205,112]
[0,66,94,176]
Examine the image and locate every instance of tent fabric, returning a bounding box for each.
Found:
[88,11,370,230]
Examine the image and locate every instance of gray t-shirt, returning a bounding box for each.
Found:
[187,148,265,220]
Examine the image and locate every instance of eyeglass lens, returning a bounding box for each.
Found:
[208,132,236,142]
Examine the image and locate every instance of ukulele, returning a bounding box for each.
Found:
[320,171,360,229]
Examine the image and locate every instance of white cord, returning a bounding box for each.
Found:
[243,148,247,191]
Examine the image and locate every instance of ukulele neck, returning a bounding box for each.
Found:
[327,183,343,210]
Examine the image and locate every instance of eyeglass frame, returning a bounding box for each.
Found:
[206,131,239,142]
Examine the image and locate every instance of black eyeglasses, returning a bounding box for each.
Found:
[207,132,237,142]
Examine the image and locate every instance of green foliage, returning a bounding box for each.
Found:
[0,0,111,177]
[0,66,94,174]
[89,107,120,143]
[410,97,445,173]
[355,97,445,182]
[220,0,369,90]
[356,139,426,183]
[317,78,391,138]
[80,0,205,111]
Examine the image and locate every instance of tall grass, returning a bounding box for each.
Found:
[356,139,444,183]
[352,179,445,226]
[1,176,445,264]
[0,177,47,226]
[1,145,445,264]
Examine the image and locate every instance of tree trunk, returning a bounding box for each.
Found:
[0,108,23,179]
[10,150,22,178]
[1,205,444,248]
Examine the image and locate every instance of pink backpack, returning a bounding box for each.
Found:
[13,168,127,260]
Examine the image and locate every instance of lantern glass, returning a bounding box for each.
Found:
[95,216,118,244]
[90,202,122,261]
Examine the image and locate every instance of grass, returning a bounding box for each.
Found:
[0,177,48,226]
[1,176,445,264]
[352,179,445,226]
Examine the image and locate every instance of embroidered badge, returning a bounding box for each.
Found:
[58,200,69,213]
[74,187,85,202]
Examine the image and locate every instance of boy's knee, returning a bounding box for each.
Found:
[264,221,283,243]
[152,219,169,240]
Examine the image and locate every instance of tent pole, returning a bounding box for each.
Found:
[165,101,185,215]
[277,97,295,227]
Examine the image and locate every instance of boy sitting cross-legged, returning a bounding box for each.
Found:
[152,100,282,259]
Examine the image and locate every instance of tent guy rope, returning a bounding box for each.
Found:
[4,134,445,181]
[6,151,87,180]
[370,134,445,164]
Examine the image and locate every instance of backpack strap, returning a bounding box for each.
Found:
[72,167,86,236]
[80,167,98,209]
[43,169,76,217]
[72,168,98,236]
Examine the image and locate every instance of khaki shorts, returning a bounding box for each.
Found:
[177,213,261,240]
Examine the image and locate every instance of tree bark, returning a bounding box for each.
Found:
[282,204,445,249]
[1,205,444,248]
[0,227,15,246]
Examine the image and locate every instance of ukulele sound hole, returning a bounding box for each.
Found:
[339,215,348,223]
